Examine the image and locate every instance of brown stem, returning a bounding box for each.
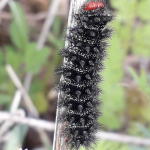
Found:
[52,0,87,150]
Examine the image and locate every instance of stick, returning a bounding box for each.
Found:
[96,131,150,147]
[36,0,62,50]
[52,1,87,150]
[0,91,22,139]
[0,111,150,147]
[5,65,52,148]
[5,65,39,117]
[0,111,55,132]
[0,71,35,139]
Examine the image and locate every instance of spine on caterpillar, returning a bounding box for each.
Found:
[55,1,114,150]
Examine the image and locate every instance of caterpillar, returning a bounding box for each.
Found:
[55,1,113,150]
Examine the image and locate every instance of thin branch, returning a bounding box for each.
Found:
[52,1,87,150]
[5,65,39,117]
[0,76,34,139]
[0,73,32,140]
[5,65,52,148]
[36,0,62,50]
[96,131,150,147]
[0,111,55,132]
[1,111,150,147]
[0,91,22,139]
[10,90,22,112]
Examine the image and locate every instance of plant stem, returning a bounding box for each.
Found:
[52,0,87,150]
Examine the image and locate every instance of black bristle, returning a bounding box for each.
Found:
[55,1,113,150]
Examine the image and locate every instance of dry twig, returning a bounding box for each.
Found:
[1,111,150,147]
[52,1,87,150]
[5,65,52,148]
[0,111,55,132]
[36,0,62,50]
[0,91,21,139]
[96,131,150,147]
[5,65,39,117]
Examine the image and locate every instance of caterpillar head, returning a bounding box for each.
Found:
[84,2,104,11]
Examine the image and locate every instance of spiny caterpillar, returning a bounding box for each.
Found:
[55,1,113,150]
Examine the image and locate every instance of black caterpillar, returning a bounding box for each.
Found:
[55,1,113,149]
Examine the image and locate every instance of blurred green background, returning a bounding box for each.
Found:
[0,0,150,150]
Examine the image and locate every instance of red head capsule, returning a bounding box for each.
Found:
[84,2,104,11]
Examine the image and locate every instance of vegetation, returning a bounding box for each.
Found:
[0,0,150,150]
